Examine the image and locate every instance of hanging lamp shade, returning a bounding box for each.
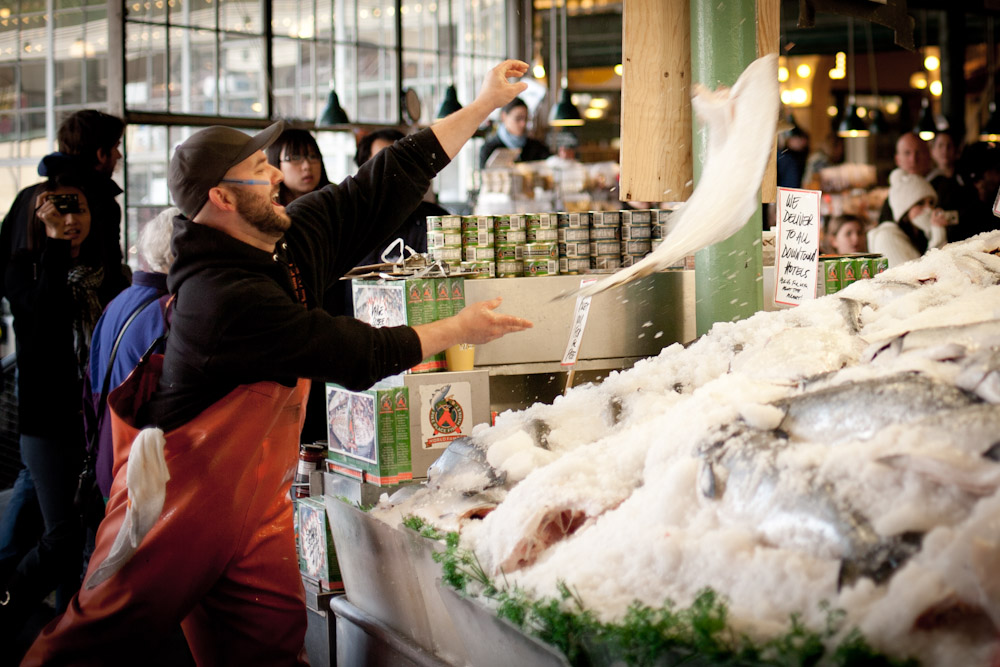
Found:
[318,89,349,126]
[914,99,936,141]
[837,103,869,138]
[981,101,1000,141]
[436,84,463,120]
[550,87,583,127]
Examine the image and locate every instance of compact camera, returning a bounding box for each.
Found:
[48,193,80,214]
[942,210,959,225]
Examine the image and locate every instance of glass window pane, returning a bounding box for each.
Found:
[20,61,45,110]
[125,124,170,208]
[355,45,395,123]
[401,0,438,51]
[122,0,168,24]
[219,35,267,116]
[126,23,168,111]
[219,0,263,34]
[274,39,319,119]
[85,56,109,104]
[273,0,315,39]
[174,0,217,30]
[358,1,395,47]
[169,27,217,114]
[315,0,333,40]
[0,114,16,157]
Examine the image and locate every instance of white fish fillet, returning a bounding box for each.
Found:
[577,54,779,299]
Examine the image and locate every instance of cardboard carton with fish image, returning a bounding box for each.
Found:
[325,384,413,486]
[295,496,343,591]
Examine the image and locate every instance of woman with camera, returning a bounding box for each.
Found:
[0,171,127,649]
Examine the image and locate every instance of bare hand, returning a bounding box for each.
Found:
[454,297,533,345]
[929,209,950,228]
[34,193,69,240]
[476,60,530,111]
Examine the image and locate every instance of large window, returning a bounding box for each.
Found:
[123,0,510,227]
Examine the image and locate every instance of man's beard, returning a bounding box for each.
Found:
[233,187,291,237]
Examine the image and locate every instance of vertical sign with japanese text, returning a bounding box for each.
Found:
[562,278,598,366]
[774,187,821,306]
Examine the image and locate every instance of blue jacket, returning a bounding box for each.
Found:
[86,271,169,497]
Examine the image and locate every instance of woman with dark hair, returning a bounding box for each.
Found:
[265,128,331,205]
[868,170,948,267]
[479,97,550,168]
[0,171,128,646]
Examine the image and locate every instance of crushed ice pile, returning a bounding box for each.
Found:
[374,231,1000,665]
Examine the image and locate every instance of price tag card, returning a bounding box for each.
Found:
[561,278,598,366]
[774,187,821,306]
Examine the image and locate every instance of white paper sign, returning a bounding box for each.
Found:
[561,278,598,366]
[774,187,821,306]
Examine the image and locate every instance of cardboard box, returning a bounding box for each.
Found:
[296,497,343,591]
[325,384,413,486]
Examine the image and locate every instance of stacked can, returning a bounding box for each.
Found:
[524,239,558,277]
[589,210,621,271]
[426,215,463,270]
[650,209,686,269]
[494,214,527,277]
[555,212,590,274]
[460,215,496,278]
[620,209,653,267]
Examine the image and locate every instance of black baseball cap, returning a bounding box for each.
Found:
[168,120,285,218]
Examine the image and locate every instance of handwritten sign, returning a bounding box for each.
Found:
[774,187,821,306]
[562,278,598,366]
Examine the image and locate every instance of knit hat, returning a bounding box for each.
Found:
[887,168,937,222]
[168,120,284,218]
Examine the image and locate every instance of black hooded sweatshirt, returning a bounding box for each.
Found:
[141,128,450,431]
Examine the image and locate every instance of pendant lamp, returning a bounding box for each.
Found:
[436,0,463,119]
[915,97,936,141]
[837,18,869,138]
[550,0,583,127]
[318,89,349,126]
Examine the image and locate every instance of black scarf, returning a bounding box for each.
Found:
[67,263,104,375]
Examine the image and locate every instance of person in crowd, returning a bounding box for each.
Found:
[947,142,1000,243]
[86,207,178,502]
[479,97,550,168]
[25,59,534,665]
[0,172,128,651]
[868,169,949,267]
[878,132,933,223]
[823,214,866,254]
[776,126,809,189]
[0,112,129,582]
[265,128,331,206]
[926,131,966,212]
[802,133,843,190]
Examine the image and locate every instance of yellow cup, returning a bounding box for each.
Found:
[445,343,475,371]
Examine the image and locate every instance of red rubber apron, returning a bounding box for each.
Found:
[24,353,312,667]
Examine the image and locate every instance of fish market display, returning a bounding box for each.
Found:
[375,231,1000,665]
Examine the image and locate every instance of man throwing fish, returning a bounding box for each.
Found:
[24,60,534,665]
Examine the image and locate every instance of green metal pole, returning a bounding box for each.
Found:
[690,0,764,336]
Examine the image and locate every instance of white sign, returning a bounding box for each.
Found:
[561,278,598,366]
[774,187,821,306]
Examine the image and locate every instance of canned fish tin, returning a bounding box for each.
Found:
[441,215,463,230]
[495,228,527,245]
[621,254,648,268]
[559,257,590,274]
[859,257,873,281]
[464,245,495,262]
[425,215,443,230]
[651,223,668,240]
[524,241,557,260]
[591,240,620,256]
[822,257,842,294]
[537,213,560,229]
[591,210,621,226]
[493,215,510,230]
[621,223,652,240]
[527,228,559,242]
[558,241,590,257]
[429,246,463,262]
[566,212,592,227]
[496,260,524,277]
[840,257,858,286]
[558,227,590,243]
[589,226,620,241]
[462,229,494,246]
[506,214,533,231]
[621,209,653,225]
[621,240,652,256]
[591,256,622,270]
[462,215,494,232]
[428,230,463,248]
[460,260,496,279]
[525,259,558,277]
[495,244,524,261]
[874,256,888,274]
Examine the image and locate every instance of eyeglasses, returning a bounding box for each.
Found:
[280,154,322,164]
[220,178,270,186]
